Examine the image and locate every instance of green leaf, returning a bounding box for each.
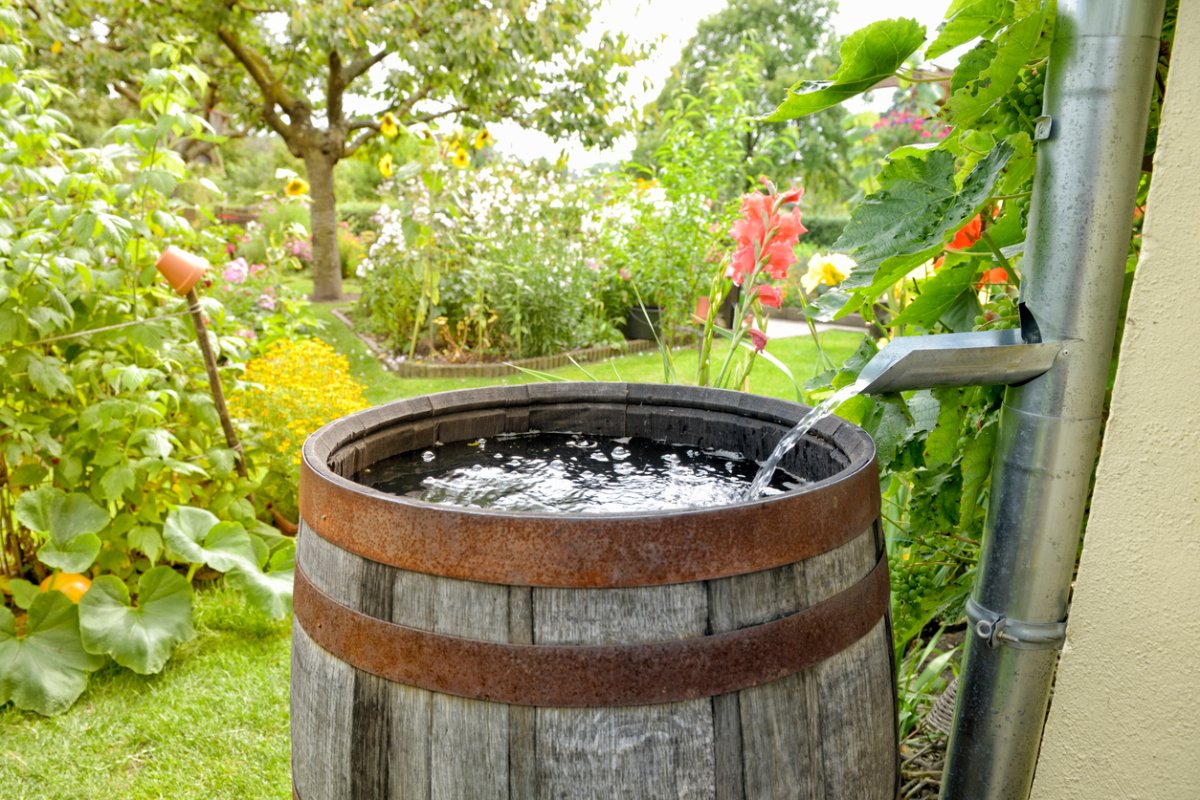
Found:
[129,526,164,564]
[946,6,1050,128]
[226,560,294,620]
[959,417,999,525]
[99,465,136,502]
[27,356,74,397]
[0,592,105,716]
[162,508,257,572]
[37,533,101,573]
[15,488,109,544]
[925,388,968,469]
[764,19,926,121]
[927,0,1007,60]
[862,396,914,467]
[6,579,40,610]
[891,258,980,328]
[835,142,1014,291]
[79,568,195,675]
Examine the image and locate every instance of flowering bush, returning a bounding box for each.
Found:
[358,162,615,359]
[228,339,368,519]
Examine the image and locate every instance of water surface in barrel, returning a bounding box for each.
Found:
[358,431,802,513]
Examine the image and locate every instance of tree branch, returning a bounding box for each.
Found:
[215,26,305,138]
[327,49,344,126]
[344,127,378,157]
[343,48,390,84]
[412,104,468,124]
[110,80,141,107]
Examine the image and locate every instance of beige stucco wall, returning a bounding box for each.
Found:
[1029,4,1200,799]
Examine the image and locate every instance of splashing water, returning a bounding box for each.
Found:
[744,379,869,500]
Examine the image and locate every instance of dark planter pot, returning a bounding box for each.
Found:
[292,383,898,799]
[622,306,661,340]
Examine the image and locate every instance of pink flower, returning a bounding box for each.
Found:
[728,189,807,285]
[236,328,257,340]
[222,258,249,284]
[586,258,601,273]
[619,268,632,281]
[225,242,237,255]
[250,262,266,275]
[748,327,768,353]
[257,293,276,311]
[755,285,784,308]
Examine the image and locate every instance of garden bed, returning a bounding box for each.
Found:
[330,308,659,378]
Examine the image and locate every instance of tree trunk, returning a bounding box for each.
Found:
[305,150,343,301]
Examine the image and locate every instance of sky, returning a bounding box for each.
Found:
[492,0,954,167]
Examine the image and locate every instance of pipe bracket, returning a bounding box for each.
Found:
[966,597,1066,651]
[1034,115,1053,141]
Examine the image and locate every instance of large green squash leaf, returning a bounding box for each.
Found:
[0,592,105,715]
[226,547,294,620]
[36,533,102,573]
[764,19,926,121]
[162,507,257,572]
[14,487,108,543]
[79,567,195,675]
[834,142,1013,291]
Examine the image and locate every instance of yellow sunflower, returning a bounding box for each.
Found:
[378,153,395,178]
[473,128,494,149]
[284,177,309,197]
[451,147,470,169]
[379,112,399,138]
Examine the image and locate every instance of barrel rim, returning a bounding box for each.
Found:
[299,382,879,587]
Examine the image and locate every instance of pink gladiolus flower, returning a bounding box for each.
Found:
[728,189,807,285]
[755,285,784,308]
[748,327,768,353]
[222,258,249,284]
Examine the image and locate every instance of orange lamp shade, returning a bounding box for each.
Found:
[155,246,208,295]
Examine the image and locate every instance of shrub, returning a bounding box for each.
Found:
[228,339,368,519]
[338,200,383,234]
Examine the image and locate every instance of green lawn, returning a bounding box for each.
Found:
[0,291,864,800]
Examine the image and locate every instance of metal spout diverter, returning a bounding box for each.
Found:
[856,329,1065,396]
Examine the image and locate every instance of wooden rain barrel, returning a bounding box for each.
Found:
[292,382,898,799]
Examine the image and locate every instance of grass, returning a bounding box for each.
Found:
[0,281,865,799]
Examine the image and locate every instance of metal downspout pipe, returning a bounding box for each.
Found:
[940,2,1166,798]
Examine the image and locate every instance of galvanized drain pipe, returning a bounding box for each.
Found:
[940,1,1166,798]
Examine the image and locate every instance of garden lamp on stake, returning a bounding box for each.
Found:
[154,246,249,481]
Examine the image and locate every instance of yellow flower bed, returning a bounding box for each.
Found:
[232,339,368,465]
